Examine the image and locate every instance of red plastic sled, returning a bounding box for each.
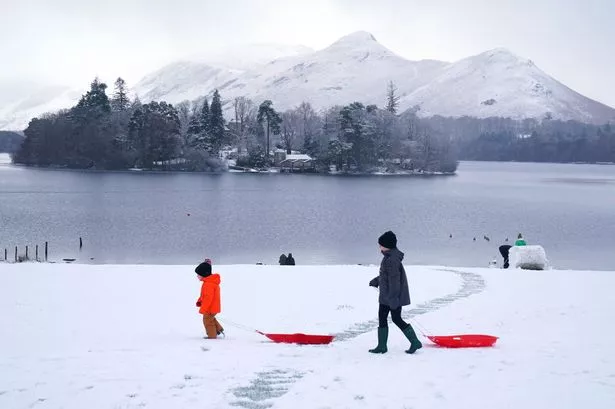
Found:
[257,331,335,345]
[427,334,498,348]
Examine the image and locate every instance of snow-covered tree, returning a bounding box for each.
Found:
[385,81,400,115]
[111,78,130,112]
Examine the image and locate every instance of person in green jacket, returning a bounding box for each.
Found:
[515,233,527,246]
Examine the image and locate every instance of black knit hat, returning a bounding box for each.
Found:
[378,231,397,249]
[195,260,212,277]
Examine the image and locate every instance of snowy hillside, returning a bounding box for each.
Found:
[2,31,615,130]
[0,81,83,131]
[134,43,314,103]
[203,31,448,111]
[188,43,314,70]
[1,263,614,409]
[401,48,615,123]
[130,31,615,124]
[134,61,238,105]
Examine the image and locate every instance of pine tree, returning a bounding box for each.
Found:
[111,77,130,112]
[209,89,225,156]
[257,100,282,162]
[74,78,111,117]
[200,98,210,135]
[191,98,210,152]
[128,101,181,168]
[385,81,400,114]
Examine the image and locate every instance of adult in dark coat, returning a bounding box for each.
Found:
[278,254,288,265]
[368,231,422,354]
[499,245,512,269]
[286,253,295,266]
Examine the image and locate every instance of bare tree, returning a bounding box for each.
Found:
[295,101,321,152]
[386,81,401,114]
[176,101,191,149]
[234,97,254,154]
[281,110,301,153]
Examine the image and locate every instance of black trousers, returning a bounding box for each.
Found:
[379,304,410,330]
[499,245,512,268]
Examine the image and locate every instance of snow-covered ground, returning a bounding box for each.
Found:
[0,153,11,165]
[1,264,613,409]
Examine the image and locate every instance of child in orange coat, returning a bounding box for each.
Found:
[195,258,224,339]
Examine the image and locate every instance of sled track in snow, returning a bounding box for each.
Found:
[334,268,486,342]
[229,369,304,409]
[228,268,485,408]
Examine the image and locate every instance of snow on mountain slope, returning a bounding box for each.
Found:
[0,44,313,131]
[212,31,447,111]
[0,82,83,131]
[134,61,238,104]
[191,43,314,70]
[133,43,314,103]
[3,32,615,130]
[401,48,615,124]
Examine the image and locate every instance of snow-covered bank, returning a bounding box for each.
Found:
[1,264,613,409]
[0,152,11,165]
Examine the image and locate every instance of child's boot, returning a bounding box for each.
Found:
[214,318,225,337]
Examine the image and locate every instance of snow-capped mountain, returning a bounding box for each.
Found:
[134,61,238,104]
[0,44,314,131]
[188,43,314,70]
[0,81,83,131]
[203,31,448,112]
[400,48,615,123]
[1,31,614,130]
[133,31,615,124]
[135,43,315,103]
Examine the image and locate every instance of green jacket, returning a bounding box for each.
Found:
[515,239,527,246]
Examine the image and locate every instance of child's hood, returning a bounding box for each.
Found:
[203,273,221,285]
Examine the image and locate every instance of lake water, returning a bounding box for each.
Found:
[1,156,614,270]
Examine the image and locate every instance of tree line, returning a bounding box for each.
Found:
[423,116,615,163]
[12,78,458,173]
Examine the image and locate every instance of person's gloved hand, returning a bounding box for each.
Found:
[369,277,379,288]
[196,301,201,307]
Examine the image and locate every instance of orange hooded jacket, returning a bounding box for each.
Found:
[197,273,221,314]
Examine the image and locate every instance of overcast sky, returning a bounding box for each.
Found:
[1,0,613,106]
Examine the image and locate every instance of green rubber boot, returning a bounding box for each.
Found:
[369,327,388,354]
[403,325,423,354]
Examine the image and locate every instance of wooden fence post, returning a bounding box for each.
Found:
[15,246,18,262]
[25,245,29,260]
[36,245,39,261]
[45,242,48,261]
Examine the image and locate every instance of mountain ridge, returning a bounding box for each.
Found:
[1,31,613,130]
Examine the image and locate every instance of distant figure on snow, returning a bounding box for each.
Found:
[515,233,527,246]
[368,231,422,355]
[499,234,527,269]
[195,258,224,339]
[499,244,512,269]
[286,253,295,266]
[278,254,288,265]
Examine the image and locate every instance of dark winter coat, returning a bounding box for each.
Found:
[373,248,411,309]
[286,254,295,265]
